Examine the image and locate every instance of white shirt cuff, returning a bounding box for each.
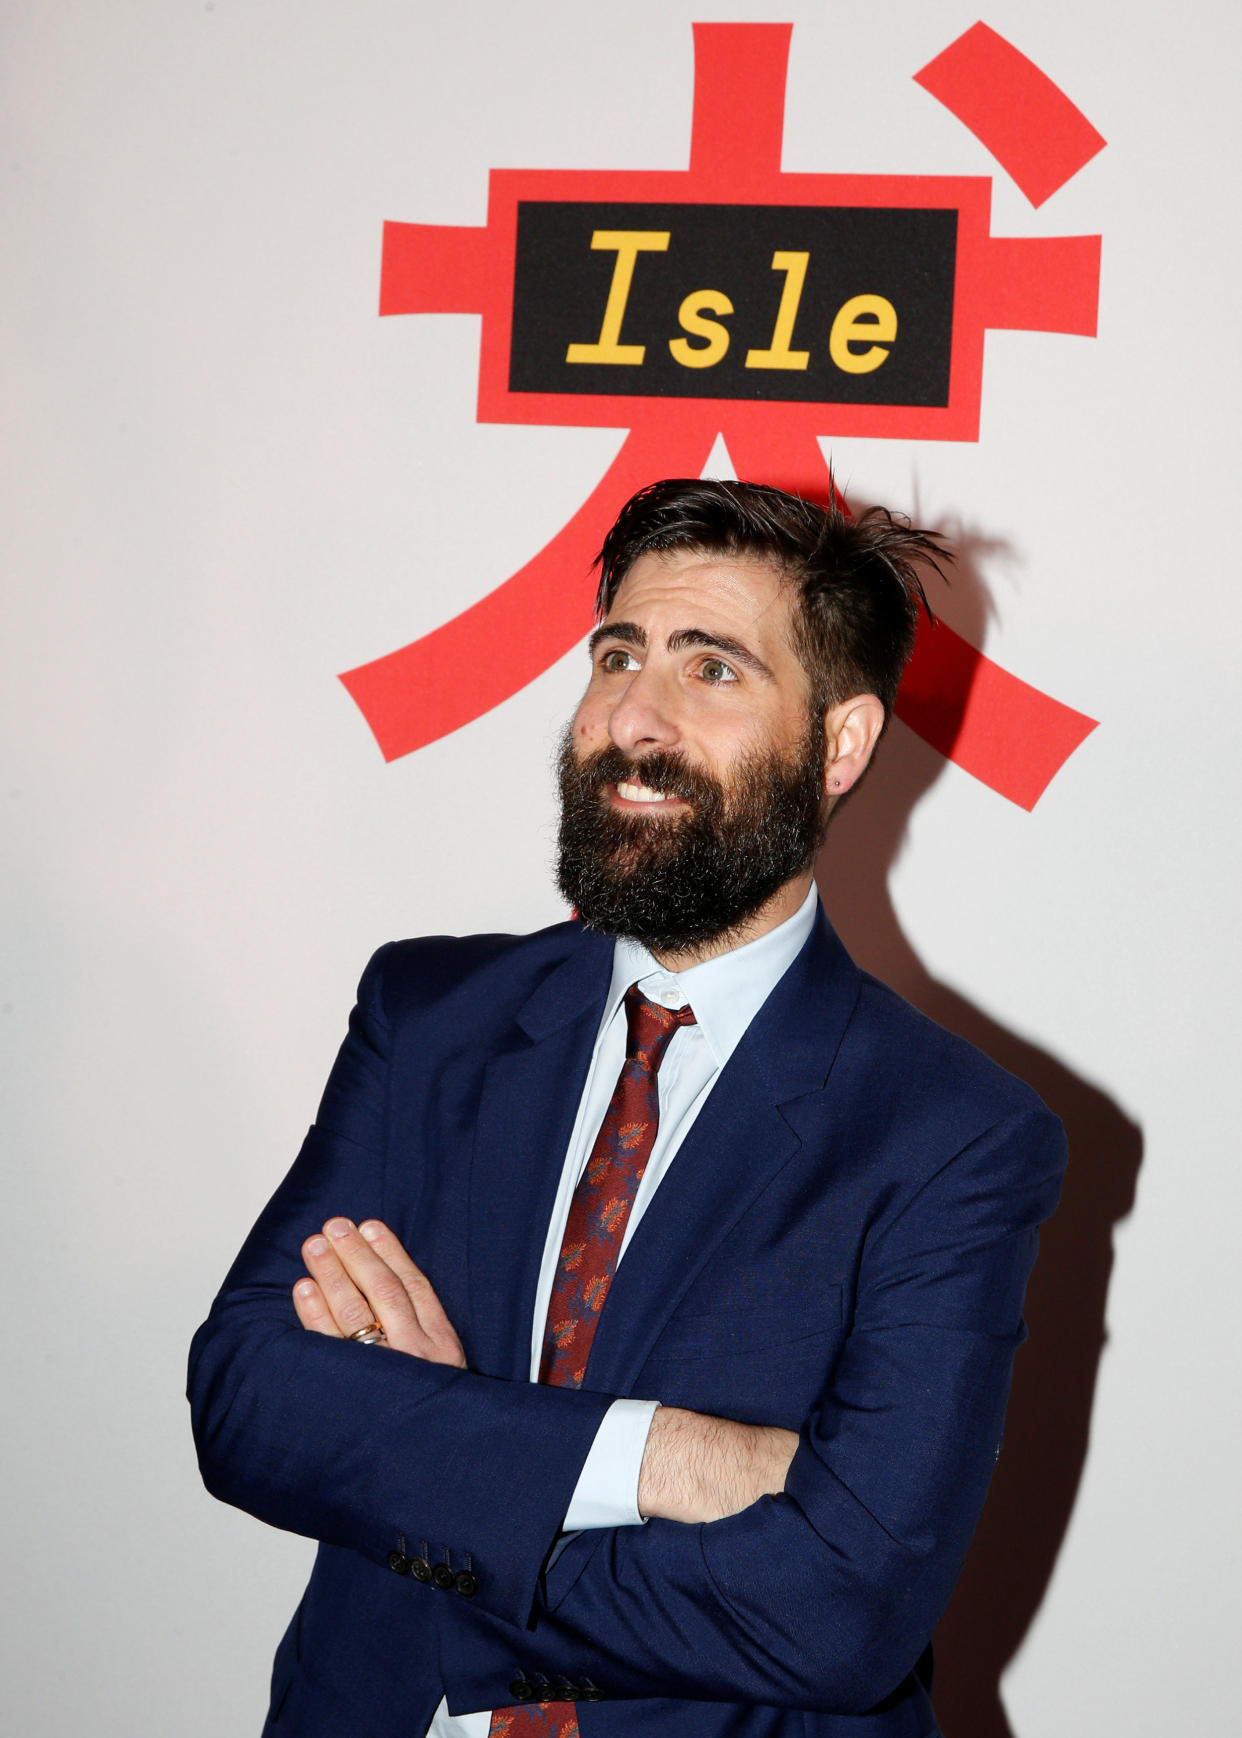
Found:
[561,1398,659,1530]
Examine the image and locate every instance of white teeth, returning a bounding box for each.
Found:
[617,780,673,804]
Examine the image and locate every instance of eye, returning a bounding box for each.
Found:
[599,647,640,674]
[699,657,738,685]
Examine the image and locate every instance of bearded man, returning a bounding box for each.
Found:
[189,479,1066,1738]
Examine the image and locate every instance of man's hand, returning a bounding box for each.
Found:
[637,1405,798,1524]
[292,1217,466,1367]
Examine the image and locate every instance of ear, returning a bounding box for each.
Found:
[822,694,886,799]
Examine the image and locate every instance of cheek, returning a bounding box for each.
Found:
[691,706,772,762]
[571,694,611,746]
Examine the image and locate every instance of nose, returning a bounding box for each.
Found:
[607,663,681,757]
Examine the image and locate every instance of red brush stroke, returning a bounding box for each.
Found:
[688,21,790,190]
[915,22,1106,209]
[895,611,1097,811]
[978,234,1101,336]
[348,21,1102,807]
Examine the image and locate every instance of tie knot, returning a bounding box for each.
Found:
[623,985,696,1068]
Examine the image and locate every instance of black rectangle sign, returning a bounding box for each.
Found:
[509,202,956,405]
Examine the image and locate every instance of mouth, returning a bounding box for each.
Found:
[611,778,687,810]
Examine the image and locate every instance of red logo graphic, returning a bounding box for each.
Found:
[344,22,1104,809]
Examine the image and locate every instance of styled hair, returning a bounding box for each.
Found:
[593,477,949,716]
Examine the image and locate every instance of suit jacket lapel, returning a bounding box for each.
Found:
[466,929,613,1381]
[582,909,862,1395]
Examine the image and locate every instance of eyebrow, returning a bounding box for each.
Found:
[588,620,646,655]
[588,620,774,680]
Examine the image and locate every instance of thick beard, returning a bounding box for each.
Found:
[555,722,827,956]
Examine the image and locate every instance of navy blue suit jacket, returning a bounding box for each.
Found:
[188,909,1065,1738]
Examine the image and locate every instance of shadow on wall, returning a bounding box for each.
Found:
[815,514,1142,1738]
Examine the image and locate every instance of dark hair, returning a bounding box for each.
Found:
[593,477,949,717]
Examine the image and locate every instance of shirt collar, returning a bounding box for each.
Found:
[603,882,819,1068]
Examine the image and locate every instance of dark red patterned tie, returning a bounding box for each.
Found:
[489,987,696,1738]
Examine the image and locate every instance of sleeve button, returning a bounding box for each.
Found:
[431,1562,455,1590]
[409,1556,432,1584]
[509,1679,534,1702]
[386,1550,411,1575]
[454,1569,479,1599]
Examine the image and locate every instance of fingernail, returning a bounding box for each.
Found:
[325,1218,353,1240]
[305,1235,329,1257]
[294,1279,316,1299]
[360,1221,381,1242]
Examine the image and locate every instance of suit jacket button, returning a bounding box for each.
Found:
[509,1679,534,1701]
[580,1680,603,1702]
[409,1556,432,1583]
[386,1550,410,1575]
[431,1562,455,1590]
[552,1679,578,1699]
[454,1569,479,1599]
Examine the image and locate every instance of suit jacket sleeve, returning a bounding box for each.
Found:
[434,1099,1067,1716]
[187,945,614,1631]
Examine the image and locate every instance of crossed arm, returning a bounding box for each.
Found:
[191,943,1066,1716]
[192,1115,1062,1714]
[292,1212,798,1526]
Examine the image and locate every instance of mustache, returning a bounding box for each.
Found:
[568,743,724,809]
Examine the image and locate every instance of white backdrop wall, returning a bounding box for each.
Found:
[2,3,1238,1733]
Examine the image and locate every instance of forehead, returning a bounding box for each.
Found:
[607,548,798,650]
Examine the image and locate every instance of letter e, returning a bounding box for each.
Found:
[828,295,897,374]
